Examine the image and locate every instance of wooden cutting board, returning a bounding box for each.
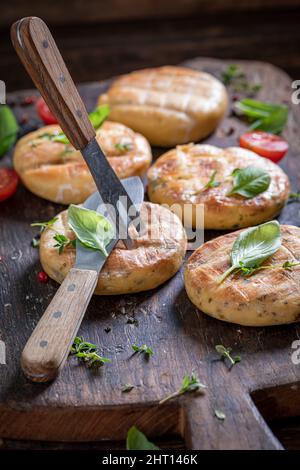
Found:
[1,58,300,450]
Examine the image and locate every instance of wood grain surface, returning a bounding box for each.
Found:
[0,58,300,450]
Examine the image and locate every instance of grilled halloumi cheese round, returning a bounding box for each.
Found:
[184,225,300,326]
[147,144,290,229]
[14,121,152,204]
[98,66,228,147]
[40,202,187,295]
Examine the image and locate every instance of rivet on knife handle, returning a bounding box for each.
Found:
[10,17,95,150]
[21,268,98,382]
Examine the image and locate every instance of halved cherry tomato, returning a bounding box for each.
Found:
[0,168,19,202]
[240,131,288,163]
[35,97,57,125]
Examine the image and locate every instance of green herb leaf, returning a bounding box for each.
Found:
[31,236,40,248]
[221,65,261,95]
[68,205,114,257]
[31,216,58,232]
[70,336,111,367]
[159,373,206,404]
[89,104,110,130]
[53,233,74,254]
[126,426,160,450]
[235,98,288,134]
[122,384,134,393]
[132,344,153,357]
[36,105,110,145]
[218,221,281,283]
[0,105,19,157]
[115,142,132,153]
[227,166,270,198]
[215,345,241,368]
[215,409,226,420]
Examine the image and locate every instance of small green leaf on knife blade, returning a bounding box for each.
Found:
[68,205,114,257]
[126,426,160,450]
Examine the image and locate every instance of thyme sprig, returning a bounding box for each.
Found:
[215,345,241,368]
[159,373,206,405]
[70,336,111,367]
[132,344,153,357]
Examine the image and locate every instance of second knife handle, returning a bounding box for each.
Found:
[11,16,95,149]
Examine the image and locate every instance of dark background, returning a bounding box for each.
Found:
[1,0,300,92]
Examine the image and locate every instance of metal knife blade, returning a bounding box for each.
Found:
[75,176,144,273]
[81,137,136,245]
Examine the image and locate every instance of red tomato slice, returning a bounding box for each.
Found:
[0,168,19,202]
[240,131,288,163]
[36,97,57,125]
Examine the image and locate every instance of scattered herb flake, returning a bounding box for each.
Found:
[115,142,132,153]
[132,344,153,357]
[221,64,261,96]
[70,336,111,368]
[122,383,134,393]
[215,409,226,420]
[159,373,206,405]
[215,345,241,368]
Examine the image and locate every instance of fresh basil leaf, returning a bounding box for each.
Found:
[231,220,281,269]
[126,426,160,450]
[0,105,19,157]
[89,104,110,130]
[234,99,288,134]
[218,221,281,283]
[68,205,114,257]
[227,166,270,198]
[249,107,288,134]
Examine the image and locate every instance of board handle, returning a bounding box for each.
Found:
[182,382,283,450]
[10,16,95,149]
[21,268,98,382]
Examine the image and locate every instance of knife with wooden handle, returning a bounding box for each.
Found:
[20,177,144,382]
[11,16,136,244]
[11,17,144,381]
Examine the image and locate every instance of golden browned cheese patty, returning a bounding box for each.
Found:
[13,121,152,204]
[40,202,187,295]
[98,66,228,147]
[147,144,290,229]
[184,225,300,326]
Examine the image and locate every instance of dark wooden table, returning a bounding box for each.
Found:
[1,6,300,92]
[1,57,300,450]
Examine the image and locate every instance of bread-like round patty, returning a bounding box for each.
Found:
[98,66,228,147]
[40,202,187,295]
[184,225,300,326]
[14,121,152,204]
[147,144,290,229]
